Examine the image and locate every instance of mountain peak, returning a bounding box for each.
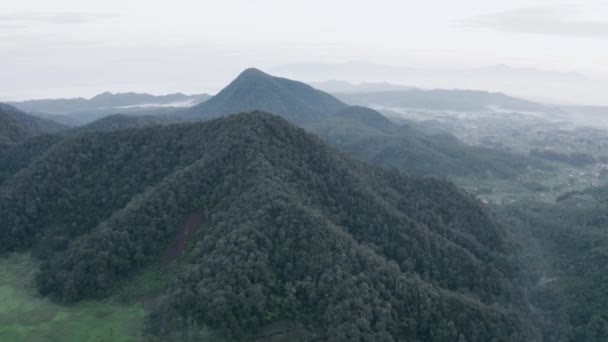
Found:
[238,67,268,78]
[179,69,347,123]
[91,91,114,100]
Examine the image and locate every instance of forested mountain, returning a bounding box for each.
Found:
[335,89,558,113]
[176,69,544,179]
[0,104,66,146]
[0,114,178,184]
[0,112,539,341]
[307,106,546,179]
[494,187,608,341]
[0,134,62,185]
[74,114,179,133]
[179,68,347,124]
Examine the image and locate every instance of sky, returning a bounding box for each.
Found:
[1,0,607,104]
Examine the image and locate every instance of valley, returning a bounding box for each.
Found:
[343,102,608,203]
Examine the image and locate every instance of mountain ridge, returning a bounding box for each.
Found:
[0,112,537,340]
[9,92,210,114]
[0,103,67,145]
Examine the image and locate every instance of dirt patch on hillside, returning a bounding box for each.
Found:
[141,296,161,312]
[162,213,202,265]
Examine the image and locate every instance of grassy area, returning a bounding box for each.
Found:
[0,253,145,342]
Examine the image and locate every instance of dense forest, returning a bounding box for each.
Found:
[0,134,62,185]
[493,188,608,341]
[2,68,607,341]
[0,112,540,340]
[73,114,178,133]
[0,104,66,146]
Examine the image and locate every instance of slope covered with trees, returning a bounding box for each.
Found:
[73,114,178,133]
[494,188,608,341]
[308,106,546,179]
[177,69,545,179]
[0,134,62,185]
[0,112,538,340]
[0,103,66,146]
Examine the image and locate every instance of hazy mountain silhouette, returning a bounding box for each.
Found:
[335,89,559,113]
[10,92,210,115]
[179,68,347,124]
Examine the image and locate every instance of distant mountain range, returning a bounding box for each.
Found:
[9,92,211,124]
[334,89,560,113]
[310,80,414,93]
[271,62,607,106]
[35,68,538,179]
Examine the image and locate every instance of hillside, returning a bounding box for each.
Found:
[74,114,179,133]
[0,104,66,145]
[179,68,347,124]
[0,114,176,185]
[308,106,546,179]
[494,186,608,340]
[176,69,544,179]
[0,134,62,185]
[0,112,537,340]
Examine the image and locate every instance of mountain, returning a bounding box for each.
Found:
[10,92,210,115]
[87,92,209,108]
[179,68,347,124]
[74,114,179,133]
[176,69,545,179]
[0,112,538,340]
[335,89,558,113]
[0,103,66,145]
[8,92,211,125]
[310,80,414,93]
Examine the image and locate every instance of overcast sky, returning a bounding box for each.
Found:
[1,0,607,104]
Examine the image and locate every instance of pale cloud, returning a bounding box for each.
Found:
[0,11,117,28]
[462,6,608,38]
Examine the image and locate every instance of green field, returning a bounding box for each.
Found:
[0,253,145,342]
